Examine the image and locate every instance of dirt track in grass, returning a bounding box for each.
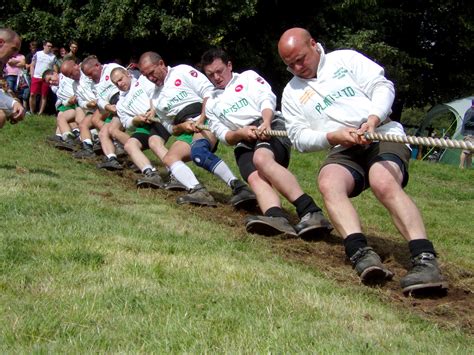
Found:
[79,152,474,335]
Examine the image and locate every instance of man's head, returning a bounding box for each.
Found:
[81,55,102,83]
[138,51,167,86]
[200,48,233,89]
[43,40,53,54]
[42,69,59,86]
[278,27,321,79]
[111,67,132,92]
[69,40,78,54]
[29,40,37,53]
[61,59,81,81]
[0,28,21,64]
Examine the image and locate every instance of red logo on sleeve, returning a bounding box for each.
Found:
[235,84,243,92]
[175,79,182,86]
[190,70,198,77]
[256,77,265,84]
[105,75,110,81]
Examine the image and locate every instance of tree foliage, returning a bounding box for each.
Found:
[1,0,473,116]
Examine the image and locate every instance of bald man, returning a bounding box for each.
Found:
[0,28,25,127]
[278,28,447,295]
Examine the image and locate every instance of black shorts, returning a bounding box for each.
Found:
[321,141,411,197]
[234,117,292,182]
[131,122,171,150]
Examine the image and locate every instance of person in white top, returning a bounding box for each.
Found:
[139,51,256,208]
[29,40,58,115]
[278,27,447,295]
[201,48,331,238]
[60,59,99,151]
[42,69,85,150]
[78,56,128,169]
[111,67,184,190]
[0,28,25,128]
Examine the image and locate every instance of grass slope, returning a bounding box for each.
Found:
[0,116,472,352]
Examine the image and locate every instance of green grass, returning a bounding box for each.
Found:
[0,115,472,352]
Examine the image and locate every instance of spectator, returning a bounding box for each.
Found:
[29,40,58,115]
[64,40,79,63]
[459,99,474,169]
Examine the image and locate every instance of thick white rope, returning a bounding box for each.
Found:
[192,124,474,152]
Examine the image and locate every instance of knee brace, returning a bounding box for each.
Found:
[191,139,221,173]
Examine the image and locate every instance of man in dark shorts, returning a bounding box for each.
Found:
[278,27,447,295]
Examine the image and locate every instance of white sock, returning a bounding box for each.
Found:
[142,164,154,173]
[212,160,237,186]
[106,154,117,159]
[83,138,93,145]
[170,161,200,189]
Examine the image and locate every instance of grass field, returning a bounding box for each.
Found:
[1,115,473,352]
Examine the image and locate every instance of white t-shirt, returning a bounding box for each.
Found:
[151,64,214,133]
[282,43,404,153]
[206,70,276,144]
[91,63,123,110]
[117,75,156,129]
[32,51,57,79]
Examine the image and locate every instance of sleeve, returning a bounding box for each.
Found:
[117,102,134,129]
[282,88,330,152]
[185,67,214,99]
[0,92,16,110]
[245,71,277,113]
[345,51,395,122]
[206,112,231,145]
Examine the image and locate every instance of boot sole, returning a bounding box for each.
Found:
[402,281,449,296]
[164,183,187,191]
[136,181,163,189]
[97,165,123,171]
[246,220,297,237]
[360,266,394,285]
[176,197,217,207]
[231,197,257,210]
[297,225,333,240]
[55,144,76,151]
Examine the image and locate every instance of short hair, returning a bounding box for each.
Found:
[139,51,162,66]
[200,48,230,68]
[43,40,52,46]
[110,67,128,78]
[0,28,19,42]
[81,55,99,70]
[42,69,55,81]
[69,40,78,47]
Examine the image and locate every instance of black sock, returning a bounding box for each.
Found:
[344,233,368,258]
[408,239,436,258]
[264,207,287,218]
[292,194,321,218]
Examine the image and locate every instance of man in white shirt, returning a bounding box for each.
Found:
[78,56,127,169]
[201,48,332,238]
[139,51,256,208]
[42,69,84,150]
[278,27,447,295]
[60,59,99,153]
[29,40,58,114]
[111,67,185,189]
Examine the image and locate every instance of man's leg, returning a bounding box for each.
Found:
[0,110,7,129]
[29,93,37,114]
[38,94,48,115]
[368,161,447,294]
[163,141,216,206]
[96,122,122,170]
[191,131,256,208]
[319,163,393,284]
